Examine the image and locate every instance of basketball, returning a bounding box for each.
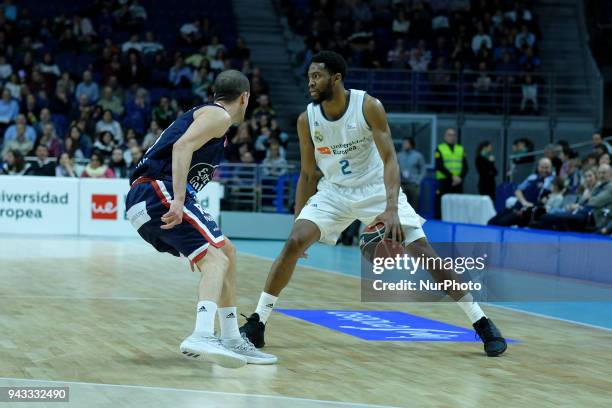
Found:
[359,221,386,248]
[360,222,408,264]
[359,222,386,261]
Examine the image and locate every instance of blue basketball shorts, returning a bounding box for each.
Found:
[125,177,225,265]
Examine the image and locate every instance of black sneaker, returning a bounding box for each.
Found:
[239,313,266,348]
[473,317,507,357]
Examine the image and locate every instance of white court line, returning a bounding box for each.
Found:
[238,250,612,333]
[0,377,399,408]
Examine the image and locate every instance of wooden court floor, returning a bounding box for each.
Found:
[1,236,612,407]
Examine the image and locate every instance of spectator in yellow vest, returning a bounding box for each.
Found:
[435,128,468,218]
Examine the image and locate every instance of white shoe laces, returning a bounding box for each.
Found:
[200,335,223,347]
[232,333,258,352]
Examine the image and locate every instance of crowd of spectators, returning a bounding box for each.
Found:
[487,132,612,235]
[394,125,612,236]
[284,0,542,113]
[0,0,287,179]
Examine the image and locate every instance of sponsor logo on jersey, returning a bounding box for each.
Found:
[314,130,324,143]
[346,122,357,130]
[317,146,332,155]
[314,121,320,127]
[330,137,369,155]
[91,194,118,220]
[188,163,216,192]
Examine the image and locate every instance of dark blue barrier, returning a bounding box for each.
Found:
[422,220,454,242]
[423,220,612,284]
[501,228,561,277]
[454,224,503,243]
[558,234,612,283]
[417,177,437,220]
[274,173,299,214]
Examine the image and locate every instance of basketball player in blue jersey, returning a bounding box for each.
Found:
[241,52,507,357]
[126,70,277,368]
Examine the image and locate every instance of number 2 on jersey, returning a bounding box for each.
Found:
[340,159,352,175]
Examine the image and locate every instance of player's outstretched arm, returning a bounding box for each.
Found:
[365,95,405,243]
[294,111,319,217]
[161,107,231,229]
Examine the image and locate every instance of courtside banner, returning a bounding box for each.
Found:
[79,178,134,237]
[0,175,78,235]
[79,178,223,237]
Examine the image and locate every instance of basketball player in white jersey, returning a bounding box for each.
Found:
[241,51,506,356]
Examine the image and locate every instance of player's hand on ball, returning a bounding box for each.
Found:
[161,201,184,229]
[371,209,405,243]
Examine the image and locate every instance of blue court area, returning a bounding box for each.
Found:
[233,238,612,331]
[276,309,518,342]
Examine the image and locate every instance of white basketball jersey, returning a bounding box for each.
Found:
[306,89,384,188]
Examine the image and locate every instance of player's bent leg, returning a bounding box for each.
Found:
[405,237,466,301]
[264,219,321,296]
[196,245,229,303]
[240,219,321,348]
[180,245,247,368]
[218,238,237,308]
[212,238,277,364]
[405,237,507,356]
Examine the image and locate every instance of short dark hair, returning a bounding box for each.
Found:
[403,136,415,147]
[552,176,566,192]
[311,50,347,80]
[476,140,492,156]
[213,69,250,102]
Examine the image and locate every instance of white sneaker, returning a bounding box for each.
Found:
[221,333,278,365]
[180,334,247,368]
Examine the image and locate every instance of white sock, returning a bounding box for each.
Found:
[457,293,486,324]
[254,292,278,324]
[218,307,241,340]
[194,300,217,336]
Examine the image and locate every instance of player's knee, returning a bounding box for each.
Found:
[284,233,308,255]
[407,237,433,257]
[199,246,230,276]
[221,238,236,261]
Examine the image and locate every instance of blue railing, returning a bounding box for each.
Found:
[345,69,602,126]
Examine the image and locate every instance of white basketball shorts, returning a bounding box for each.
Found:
[296,179,427,245]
